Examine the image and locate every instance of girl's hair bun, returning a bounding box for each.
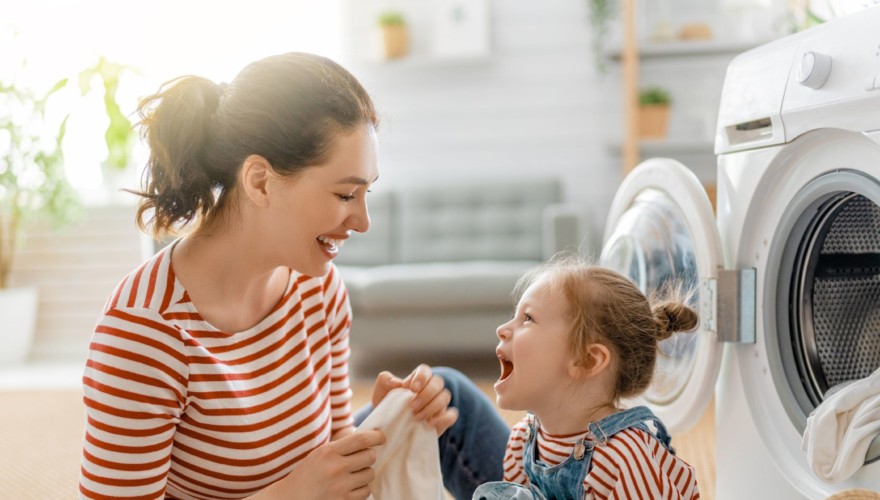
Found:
[652,301,699,340]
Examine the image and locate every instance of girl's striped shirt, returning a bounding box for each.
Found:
[503,416,700,499]
[79,244,353,499]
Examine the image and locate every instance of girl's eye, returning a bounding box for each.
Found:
[523,313,534,323]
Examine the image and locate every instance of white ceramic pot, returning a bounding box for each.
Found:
[0,286,38,365]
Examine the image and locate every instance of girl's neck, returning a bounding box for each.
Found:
[534,401,618,436]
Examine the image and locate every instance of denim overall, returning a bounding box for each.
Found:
[472,406,675,500]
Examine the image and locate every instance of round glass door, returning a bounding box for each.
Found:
[602,188,699,405]
[600,158,722,434]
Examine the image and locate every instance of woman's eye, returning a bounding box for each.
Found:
[523,314,534,323]
[338,194,356,202]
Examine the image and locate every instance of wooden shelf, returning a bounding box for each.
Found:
[608,38,770,60]
[607,139,715,156]
[348,54,492,70]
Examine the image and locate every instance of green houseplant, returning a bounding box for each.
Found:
[0,78,80,290]
[638,87,672,138]
[0,57,136,289]
[0,71,79,364]
[377,10,409,59]
[0,52,137,364]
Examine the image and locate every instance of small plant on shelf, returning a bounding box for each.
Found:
[638,87,672,139]
[377,10,409,60]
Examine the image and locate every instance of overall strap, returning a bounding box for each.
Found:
[587,406,674,452]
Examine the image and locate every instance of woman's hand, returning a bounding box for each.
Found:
[371,364,459,436]
[280,430,385,500]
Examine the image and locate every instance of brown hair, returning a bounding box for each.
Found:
[514,254,699,402]
[133,52,379,238]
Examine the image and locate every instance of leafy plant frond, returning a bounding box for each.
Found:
[378,11,406,27]
[639,87,671,105]
[586,0,615,73]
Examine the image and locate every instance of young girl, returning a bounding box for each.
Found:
[79,52,509,500]
[474,255,701,500]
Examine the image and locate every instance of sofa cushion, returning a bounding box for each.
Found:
[396,179,561,263]
[340,260,537,313]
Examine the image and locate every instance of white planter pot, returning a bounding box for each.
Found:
[0,286,39,365]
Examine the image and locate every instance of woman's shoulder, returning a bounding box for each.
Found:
[103,244,178,315]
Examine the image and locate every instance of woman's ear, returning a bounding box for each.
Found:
[239,154,273,207]
[568,343,612,379]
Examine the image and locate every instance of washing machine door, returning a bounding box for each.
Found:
[601,157,723,435]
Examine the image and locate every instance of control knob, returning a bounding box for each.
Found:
[797,51,832,90]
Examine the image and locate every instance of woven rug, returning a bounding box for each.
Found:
[0,389,85,499]
[0,382,715,499]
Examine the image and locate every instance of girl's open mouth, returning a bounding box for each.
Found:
[497,351,514,382]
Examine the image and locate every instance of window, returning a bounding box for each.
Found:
[6,0,342,203]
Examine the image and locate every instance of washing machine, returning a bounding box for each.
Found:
[600,6,880,499]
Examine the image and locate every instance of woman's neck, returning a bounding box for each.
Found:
[172,231,289,332]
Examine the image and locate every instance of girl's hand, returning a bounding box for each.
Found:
[371,365,459,436]
[282,430,385,500]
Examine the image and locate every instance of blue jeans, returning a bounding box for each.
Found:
[354,366,510,500]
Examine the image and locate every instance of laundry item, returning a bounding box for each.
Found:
[356,388,445,500]
[803,368,880,483]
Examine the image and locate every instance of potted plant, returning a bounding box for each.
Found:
[0,72,80,364]
[0,54,137,364]
[638,86,672,139]
[378,10,409,59]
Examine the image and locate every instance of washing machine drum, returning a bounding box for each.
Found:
[788,193,880,409]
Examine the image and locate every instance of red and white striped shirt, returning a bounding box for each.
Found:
[503,416,700,500]
[79,245,353,499]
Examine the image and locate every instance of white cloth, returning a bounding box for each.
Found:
[802,367,880,483]
[356,388,445,500]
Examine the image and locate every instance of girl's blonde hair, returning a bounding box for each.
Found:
[513,254,699,402]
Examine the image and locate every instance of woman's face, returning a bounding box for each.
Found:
[264,124,379,277]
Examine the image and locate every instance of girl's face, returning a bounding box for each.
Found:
[263,124,379,277]
[494,273,577,414]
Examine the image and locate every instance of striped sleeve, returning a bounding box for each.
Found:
[585,428,700,500]
[323,265,354,432]
[80,307,189,499]
[502,417,531,486]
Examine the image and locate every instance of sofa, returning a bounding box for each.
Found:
[334,178,589,359]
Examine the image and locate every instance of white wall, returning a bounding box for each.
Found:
[11,205,144,362]
[9,0,796,360]
[342,0,625,253]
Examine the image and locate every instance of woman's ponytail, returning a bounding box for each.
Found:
[133,76,226,239]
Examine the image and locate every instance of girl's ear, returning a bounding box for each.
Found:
[240,154,273,207]
[568,343,612,379]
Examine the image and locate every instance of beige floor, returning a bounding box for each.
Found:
[0,359,715,499]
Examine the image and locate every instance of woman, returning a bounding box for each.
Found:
[79,52,509,499]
